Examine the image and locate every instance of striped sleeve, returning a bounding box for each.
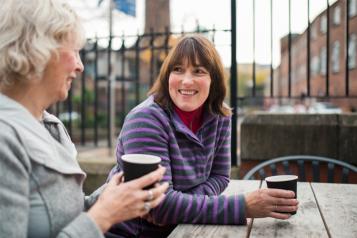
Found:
[118,109,246,225]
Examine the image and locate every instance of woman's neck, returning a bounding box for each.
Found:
[174,105,204,134]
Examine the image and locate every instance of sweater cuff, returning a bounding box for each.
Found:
[225,194,247,225]
[60,213,104,238]
[237,194,247,225]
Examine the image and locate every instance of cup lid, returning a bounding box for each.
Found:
[265,175,298,182]
[121,154,161,164]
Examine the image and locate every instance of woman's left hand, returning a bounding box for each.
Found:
[244,188,299,219]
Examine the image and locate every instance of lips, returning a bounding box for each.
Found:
[178,89,198,95]
[66,76,75,88]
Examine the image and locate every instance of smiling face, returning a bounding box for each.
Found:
[150,35,230,116]
[40,34,84,104]
[168,60,211,112]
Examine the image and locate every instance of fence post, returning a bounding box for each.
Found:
[230,0,238,166]
[120,35,126,125]
[80,49,86,145]
[135,34,140,105]
[94,37,99,146]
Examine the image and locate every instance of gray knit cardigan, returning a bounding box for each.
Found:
[0,93,103,238]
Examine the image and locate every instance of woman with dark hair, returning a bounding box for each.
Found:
[107,35,298,237]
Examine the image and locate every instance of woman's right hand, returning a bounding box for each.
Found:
[87,166,169,233]
[244,188,299,220]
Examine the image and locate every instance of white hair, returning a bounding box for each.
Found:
[0,0,85,85]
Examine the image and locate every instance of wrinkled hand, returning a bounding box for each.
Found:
[141,183,168,227]
[88,167,169,233]
[244,188,299,220]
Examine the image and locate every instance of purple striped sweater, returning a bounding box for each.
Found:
[106,97,246,237]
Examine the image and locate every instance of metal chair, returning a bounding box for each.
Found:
[242,155,357,183]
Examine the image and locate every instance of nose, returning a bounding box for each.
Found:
[182,72,194,85]
[76,53,84,73]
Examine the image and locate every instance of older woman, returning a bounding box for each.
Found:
[0,0,168,237]
[107,35,299,237]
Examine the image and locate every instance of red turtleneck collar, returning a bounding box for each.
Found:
[174,105,204,134]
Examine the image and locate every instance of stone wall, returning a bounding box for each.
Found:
[241,113,357,165]
[339,114,357,164]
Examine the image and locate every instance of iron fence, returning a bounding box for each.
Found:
[50,0,357,166]
[49,27,232,148]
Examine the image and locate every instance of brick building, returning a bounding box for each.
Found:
[277,0,357,111]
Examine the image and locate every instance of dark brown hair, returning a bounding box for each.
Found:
[148,35,231,116]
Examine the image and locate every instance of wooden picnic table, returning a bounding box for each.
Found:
[168,180,357,238]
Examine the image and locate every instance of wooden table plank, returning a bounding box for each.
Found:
[250,182,328,238]
[168,180,261,238]
[311,183,357,238]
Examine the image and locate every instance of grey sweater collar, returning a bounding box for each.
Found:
[0,93,85,177]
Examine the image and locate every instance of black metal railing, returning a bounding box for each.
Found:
[242,0,355,100]
[235,0,357,165]
[50,27,231,148]
[50,0,357,167]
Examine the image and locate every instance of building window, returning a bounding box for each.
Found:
[311,25,317,40]
[349,34,357,69]
[350,0,357,18]
[332,41,340,73]
[320,47,327,75]
[311,56,320,76]
[320,15,327,34]
[333,6,341,25]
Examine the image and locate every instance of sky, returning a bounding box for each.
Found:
[68,0,337,67]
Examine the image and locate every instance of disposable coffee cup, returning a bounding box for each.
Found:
[122,154,161,188]
[265,175,298,215]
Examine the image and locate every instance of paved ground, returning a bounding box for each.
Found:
[77,146,115,160]
[76,146,116,194]
[77,146,116,173]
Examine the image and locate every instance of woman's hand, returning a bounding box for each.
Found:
[87,166,169,233]
[244,188,299,220]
